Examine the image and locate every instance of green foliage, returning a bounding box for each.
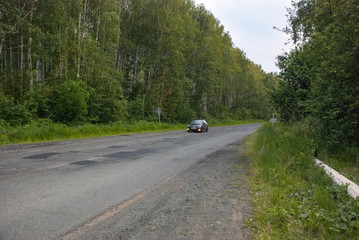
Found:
[275,0,359,151]
[0,119,263,145]
[316,147,359,185]
[21,84,52,119]
[1,0,277,128]
[0,120,186,145]
[49,80,89,124]
[213,104,231,121]
[95,95,128,124]
[269,2,359,236]
[87,73,128,124]
[127,96,146,121]
[249,123,359,239]
[273,47,312,123]
[0,94,32,126]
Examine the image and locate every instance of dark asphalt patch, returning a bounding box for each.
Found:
[23,152,61,159]
[103,149,152,159]
[71,160,98,166]
[108,145,127,149]
[161,138,176,142]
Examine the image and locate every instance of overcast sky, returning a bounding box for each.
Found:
[194,0,293,73]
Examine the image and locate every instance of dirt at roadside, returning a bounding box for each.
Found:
[66,140,252,240]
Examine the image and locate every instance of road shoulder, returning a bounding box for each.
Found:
[65,140,252,240]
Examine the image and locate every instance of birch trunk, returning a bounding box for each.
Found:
[28,0,34,91]
[9,36,13,73]
[20,33,24,83]
[0,35,4,58]
[114,1,124,68]
[76,10,82,78]
[36,47,44,84]
[100,23,106,78]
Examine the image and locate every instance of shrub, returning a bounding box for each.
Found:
[22,84,51,119]
[49,80,89,124]
[0,93,32,125]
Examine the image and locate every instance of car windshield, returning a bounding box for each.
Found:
[190,120,202,124]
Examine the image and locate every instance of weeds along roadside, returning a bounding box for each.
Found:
[0,119,264,145]
[316,148,359,186]
[247,123,359,239]
[0,120,184,145]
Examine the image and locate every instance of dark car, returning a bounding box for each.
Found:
[187,119,208,133]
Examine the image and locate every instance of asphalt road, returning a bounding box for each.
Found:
[0,124,261,240]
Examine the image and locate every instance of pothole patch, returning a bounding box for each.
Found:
[70,160,98,166]
[23,152,61,159]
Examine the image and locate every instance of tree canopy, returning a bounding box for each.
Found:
[274,0,359,150]
[0,0,276,125]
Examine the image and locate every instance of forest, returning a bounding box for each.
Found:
[273,0,359,152]
[0,0,278,127]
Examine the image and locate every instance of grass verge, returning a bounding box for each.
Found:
[0,120,184,145]
[247,123,359,239]
[0,119,263,145]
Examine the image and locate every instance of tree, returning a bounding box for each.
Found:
[274,47,312,122]
[276,0,359,149]
[50,80,89,124]
[0,0,277,126]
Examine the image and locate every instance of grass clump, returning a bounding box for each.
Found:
[248,123,359,239]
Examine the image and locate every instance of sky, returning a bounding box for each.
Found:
[194,0,293,73]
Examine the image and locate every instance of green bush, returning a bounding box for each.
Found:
[98,96,127,123]
[213,104,231,121]
[22,85,51,119]
[127,96,146,122]
[49,80,89,124]
[0,94,32,125]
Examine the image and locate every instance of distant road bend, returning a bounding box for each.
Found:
[0,124,261,240]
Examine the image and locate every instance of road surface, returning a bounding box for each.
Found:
[0,124,261,240]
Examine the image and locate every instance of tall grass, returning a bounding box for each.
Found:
[248,123,359,239]
[317,148,359,185]
[0,120,185,145]
[0,119,264,145]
